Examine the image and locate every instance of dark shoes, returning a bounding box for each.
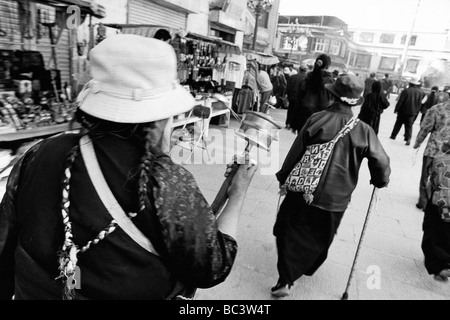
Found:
[390,136,396,140]
[406,141,411,146]
[416,203,424,210]
[434,269,450,283]
[271,281,291,298]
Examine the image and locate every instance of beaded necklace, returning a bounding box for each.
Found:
[56,145,118,300]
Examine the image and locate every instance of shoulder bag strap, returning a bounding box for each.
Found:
[331,115,360,144]
[79,136,160,256]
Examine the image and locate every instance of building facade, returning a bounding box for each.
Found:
[348,27,450,88]
[274,16,351,71]
[274,15,450,89]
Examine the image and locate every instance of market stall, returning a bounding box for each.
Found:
[99,24,245,144]
[0,0,105,177]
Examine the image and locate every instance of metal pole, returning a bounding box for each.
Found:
[400,0,421,77]
[252,7,260,51]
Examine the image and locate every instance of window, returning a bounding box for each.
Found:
[380,33,395,44]
[312,38,330,53]
[340,43,347,58]
[282,36,298,51]
[401,35,417,46]
[406,59,420,73]
[329,40,341,56]
[379,57,397,71]
[348,52,371,69]
[359,32,374,43]
[354,54,372,69]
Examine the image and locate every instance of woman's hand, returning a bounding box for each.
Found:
[225,154,258,198]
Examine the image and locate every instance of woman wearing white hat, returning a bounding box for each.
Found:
[0,35,257,300]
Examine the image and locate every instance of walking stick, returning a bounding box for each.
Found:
[341,186,379,300]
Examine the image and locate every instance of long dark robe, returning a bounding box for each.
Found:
[290,70,333,134]
[273,192,344,285]
[422,203,450,275]
[358,91,390,134]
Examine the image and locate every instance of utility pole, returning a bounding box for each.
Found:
[400,0,421,78]
[252,8,261,51]
[248,0,273,51]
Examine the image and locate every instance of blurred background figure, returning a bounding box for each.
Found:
[364,73,377,98]
[390,78,427,146]
[257,63,273,114]
[289,54,333,134]
[358,81,390,135]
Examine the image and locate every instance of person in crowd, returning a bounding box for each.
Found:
[270,67,287,110]
[381,73,393,99]
[282,67,294,110]
[413,98,450,210]
[286,63,308,129]
[390,78,427,146]
[154,29,172,43]
[358,81,390,135]
[289,54,334,134]
[437,91,450,104]
[239,59,259,113]
[332,70,339,82]
[420,86,439,124]
[257,64,274,114]
[364,73,377,97]
[0,35,258,300]
[421,139,450,282]
[272,74,391,297]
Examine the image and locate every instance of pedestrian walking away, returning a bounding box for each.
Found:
[285,63,308,129]
[272,74,391,297]
[420,86,439,124]
[390,78,427,146]
[421,140,450,282]
[290,54,333,134]
[364,72,377,98]
[0,34,258,300]
[381,73,393,99]
[358,80,390,135]
[258,64,274,114]
[413,99,450,210]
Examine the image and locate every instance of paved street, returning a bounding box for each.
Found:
[1,95,449,300]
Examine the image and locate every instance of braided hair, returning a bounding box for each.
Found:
[72,109,162,217]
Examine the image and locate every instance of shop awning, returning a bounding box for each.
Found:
[102,24,183,38]
[185,32,241,55]
[243,50,279,66]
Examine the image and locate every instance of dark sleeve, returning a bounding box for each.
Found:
[276,121,310,184]
[364,129,391,188]
[153,163,237,289]
[395,90,405,113]
[381,95,390,109]
[0,154,27,299]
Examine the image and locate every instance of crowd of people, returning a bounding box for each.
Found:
[0,33,449,301]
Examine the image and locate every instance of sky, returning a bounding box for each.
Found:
[278,0,450,32]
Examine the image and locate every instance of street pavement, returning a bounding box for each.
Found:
[1,95,449,300]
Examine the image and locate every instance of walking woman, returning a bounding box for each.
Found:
[290,54,334,134]
[0,35,257,300]
[272,74,391,297]
[421,140,450,282]
[358,81,390,135]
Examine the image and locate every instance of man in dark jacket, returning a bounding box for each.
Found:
[390,78,427,145]
[364,72,377,97]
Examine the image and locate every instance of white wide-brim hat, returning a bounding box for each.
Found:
[77,34,196,123]
[409,78,421,86]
